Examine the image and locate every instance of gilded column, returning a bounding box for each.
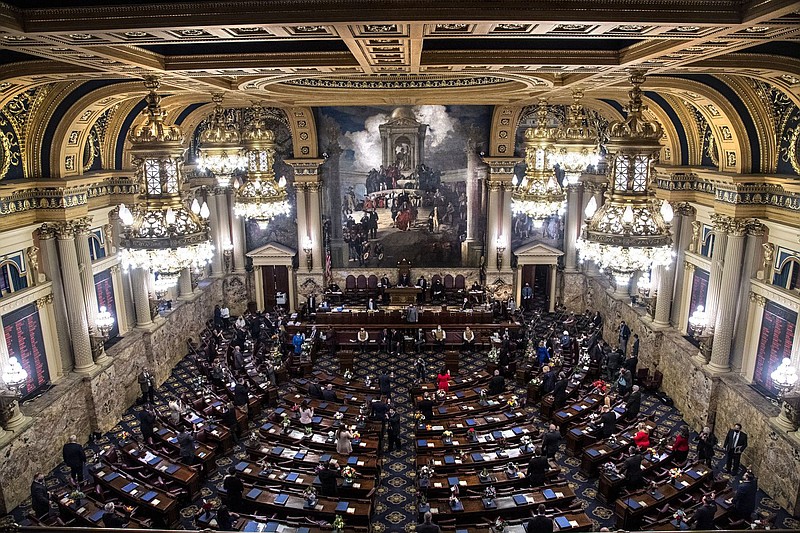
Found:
[74,218,110,364]
[37,224,73,373]
[670,204,696,326]
[708,219,747,373]
[704,214,729,331]
[55,222,96,373]
[207,189,225,276]
[131,268,153,327]
[564,183,582,272]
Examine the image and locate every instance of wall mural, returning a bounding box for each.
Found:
[316,105,491,268]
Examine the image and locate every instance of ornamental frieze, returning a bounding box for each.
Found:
[0,176,137,217]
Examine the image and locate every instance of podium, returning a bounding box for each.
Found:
[385,287,421,305]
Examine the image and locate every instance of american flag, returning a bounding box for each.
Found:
[324,250,332,285]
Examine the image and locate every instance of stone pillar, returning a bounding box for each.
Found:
[671,204,696,326]
[229,194,247,273]
[704,214,730,332]
[549,264,557,312]
[131,268,153,327]
[731,221,766,372]
[307,182,324,274]
[294,182,309,255]
[582,181,604,276]
[286,159,326,277]
[323,144,346,265]
[215,191,232,271]
[465,140,481,243]
[178,267,194,299]
[654,208,683,326]
[481,157,520,276]
[37,224,73,373]
[109,209,137,330]
[207,188,225,276]
[564,183,581,272]
[54,223,96,373]
[74,218,110,364]
[708,219,747,373]
[486,180,501,271]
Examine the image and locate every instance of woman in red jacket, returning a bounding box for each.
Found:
[437,367,451,392]
[671,425,690,464]
[633,422,650,449]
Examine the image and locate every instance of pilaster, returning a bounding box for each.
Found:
[564,183,582,272]
[481,157,520,278]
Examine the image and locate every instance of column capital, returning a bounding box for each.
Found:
[53,221,76,239]
[672,202,695,217]
[684,260,696,273]
[73,216,93,236]
[293,182,307,192]
[38,223,57,240]
[481,156,522,179]
[487,180,503,192]
[36,294,53,308]
[727,218,749,237]
[749,291,767,307]
[711,213,731,233]
[747,219,766,236]
[284,158,325,181]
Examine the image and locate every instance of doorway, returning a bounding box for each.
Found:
[261,265,290,310]
[522,264,550,311]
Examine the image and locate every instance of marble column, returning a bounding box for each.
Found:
[216,191,232,271]
[229,195,247,273]
[109,209,137,330]
[131,268,153,327]
[486,181,502,271]
[708,219,747,373]
[499,184,512,271]
[582,182,604,276]
[654,209,683,326]
[549,264,557,312]
[178,267,194,298]
[670,204,696,326]
[731,221,766,372]
[207,189,225,276]
[294,182,309,257]
[55,223,96,373]
[307,182,324,274]
[704,214,730,332]
[465,141,481,243]
[37,224,73,373]
[74,218,110,364]
[564,184,581,272]
[481,157,519,276]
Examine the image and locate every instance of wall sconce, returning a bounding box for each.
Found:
[495,235,506,271]
[96,305,115,339]
[0,356,28,431]
[222,241,234,272]
[303,237,313,272]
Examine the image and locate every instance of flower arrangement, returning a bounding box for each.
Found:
[333,515,345,532]
[119,431,131,441]
[550,354,562,368]
[334,412,344,421]
[365,375,372,387]
[304,425,313,436]
[494,517,506,532]
[351,431,361,441]
[442,430,453,439]
[413,411,425,422]
[520,435,532,450]
[435,389,446,400]
[418,465,435,479]
[290,403,300,412]
[483,485,496,499]
[343,369,353,381]
[249,430,259,444]
[282,417,291,431]
[258,459,272,472]
[303,486,317,500]
[341,465,356,482]
[592,380,609,394]
[506,462,518,474]
[467,428,476,440]
[359,404,368,416]
[480,389,488,401]
[669,468,682,479]
[68,489,86,501]
[487,347,499,363]
[673,509,686,522]
[355,415,366,428]
[529,376,542,387]
[449,493,460,505]
[601,462,619,475]
[507,395,519,408]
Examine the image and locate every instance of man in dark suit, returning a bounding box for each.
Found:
[731,471,758,519]
[541,365,557,394]
[552,372,569,409]
[321,383,338,402]
[318,460,340,497]
[417,511,441,533]
[618,321,631,354]
[178,427,197,465]
[308,381,324,399]
[526,504,553,533]
[379,371,393,397]
[723,423,748,474]
[62,435,86,485]
[30,473,50,518]
[542,424,561,459]
[626,385,642,421]
[488,369,505,395]
[139,405,157,444]
[418,393,434,422]
[620,446,644,490]
[606,349,623,381]
[366,298,379,311]
[223,466,245,512]
[600,405,617,438]
[233,380,250,414]
[138,368,156,405]
[387,407,402,452]
[521,283,533,311]
[306,293,317,316]
[687,494,717,530]
[526,448,549,488]
[416,276,428,303]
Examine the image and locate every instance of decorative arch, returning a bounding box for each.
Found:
[490,105,523,157]
[660,93,703,166]
[286,107,317,158]
[642,95,684,167]
[649,76,752,173]
[25,81,84,178]
[721,75,777,174]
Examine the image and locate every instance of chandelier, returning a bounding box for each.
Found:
[234,102,291,229]
[554,90,599,186]
[511,98,565,227]
[576,70,672,285]
[119,77,214,288]
[196,93,247,188]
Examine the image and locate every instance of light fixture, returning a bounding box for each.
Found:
[96,305,115,339]
[118,77,214,288]
[302,237,313,272]
[0,356,28,431]
[222,241,234,272]
[153,273,176,300]
[233,102,291,229]
[636,272,651,299]
[510,98,566,223]
[771,357,799,431]
[576,70,673,285]
[495,235,506,271]
[554,90,599,186]
[196,93,247,188]
[688,305,707,337]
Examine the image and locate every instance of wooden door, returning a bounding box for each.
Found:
[261,265,290,310]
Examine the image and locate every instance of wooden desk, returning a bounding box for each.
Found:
[417,444,535,473]
[231,459,375,499]
[415,424,538,453]
[450,511,592,532]
[580,420,656,477]
[56,492,149,529]
[236,483,372,525]
[599,448,675,503]
[423,467,558,498]
[119,442,201,498]
[259,421,379,453]
[552,393,603,432]
[386,286,421,304]
[152,426,215,474]
[245,441,378,474]
[413,370,490,396]
[415,410,528,438]
[88,465,178,526]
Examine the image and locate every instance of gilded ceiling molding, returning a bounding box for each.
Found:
[490,105,523,157]
[641,95,682,168]
[287,107,317,158]
[650,76,750,174]
[101,97,144,171]
[661,93,701,166]
[720,74,776,174]
[692,54,800,108]
[49,81,143,179]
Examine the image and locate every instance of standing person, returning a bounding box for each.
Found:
[526,447,549,488]
[222,466,245,512]
[318,460,340,497]
[299,401,314,426]
[387,407,402,452]
[418,393,434,422]
[542,424,561,460]
[620,446,644,490]
[178,427,197,465]
[233,379,250,415]
[139,405,157,445]
[30,473,50,518]
[618,321,631,354]
[696,426,717,467]
[138,368,156,405]
[552,372,569,409]
[462,327,475,352]
[630,333,640,359]
[432,325,446,352]
[417,511,441,533]
[415,328,426,354]
[672,425,691,464]
[406,303,419,330]
[379,371,393,397]
[521,283,533,312]
[686,494,717,530]
[415,354,426,382]
[730,471,758,520]
[625,385,642,420]
[336,426,353,455]
[436,367,450,392]
[62,435,86,486]
[357,327,369,354]
[526,504,553,533]
[488,369,505,395]
[292,331,305,356]
[600,405,617,438]
[723,423,748,475]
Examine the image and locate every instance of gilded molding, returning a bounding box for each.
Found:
[684,260,696,273]
[749,291,767,307]
[35,293,53,308]
[53,221,76,239]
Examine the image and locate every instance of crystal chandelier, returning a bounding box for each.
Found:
[196,93,247,188]
[554,90,599,186]
[234,102,291,229]
[96,306,115,338]
[576,70,672,285]
[119,77,214,288]
[511,98,565,227]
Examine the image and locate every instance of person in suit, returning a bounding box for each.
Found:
[321,383,338,402]
[223,466,245,512]
[488,369,505,395]
[220,402,239,437]
[215,505,237,531]
[592,311,603,329]
[696,426,718,467]
[730,471,758,519]
[521,282,533,311]
[432,325,446,352]
[416,276,428,303]
[379,371,393,397]
[617,367,633,396]
[542,424,561,459]
[624,351,639,380]
[687,494,717,530]
[318,460,340,497]
[387,407,402,452]
[406,304,419,328]
[462,327,475,352]
[600,405,617,438]
[618,321,631,354]
[418,393,434,421]
[625,385,642,420]
[62,435,86,485]
[415,355,426,382]
[308,380,324,399]
[417,511,441,533]
[526,447,549,488]
[541,365,557,395]
[606,349,623,381]
[620,446,644,490]
[723,423,748,474]
[431,278,444,301]
[630,333,640,358]
[357,327,369,353]
[306,293,317,316]
[461,297,472,310]
[552,372,569,409]
[101,503,127,528]
[233,380,249,414]
[366,298,379,311]
[139,405,157,444]
[30,473,50,518]
[378,328,390,353]
[526,504,553,533]
[138,368,156,405]
[178,427,197,465]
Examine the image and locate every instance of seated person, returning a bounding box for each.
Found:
[321,384,338,402]
[366,298,379,311]
[432,325,446,351]
[461,297,472,311]
[431,279,444,300]
[462,327,476,351]
[470,281,482,292]
[327,283,341,293]
[633,422,650,449]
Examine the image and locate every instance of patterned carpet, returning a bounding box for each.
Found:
[7,308,800,531]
